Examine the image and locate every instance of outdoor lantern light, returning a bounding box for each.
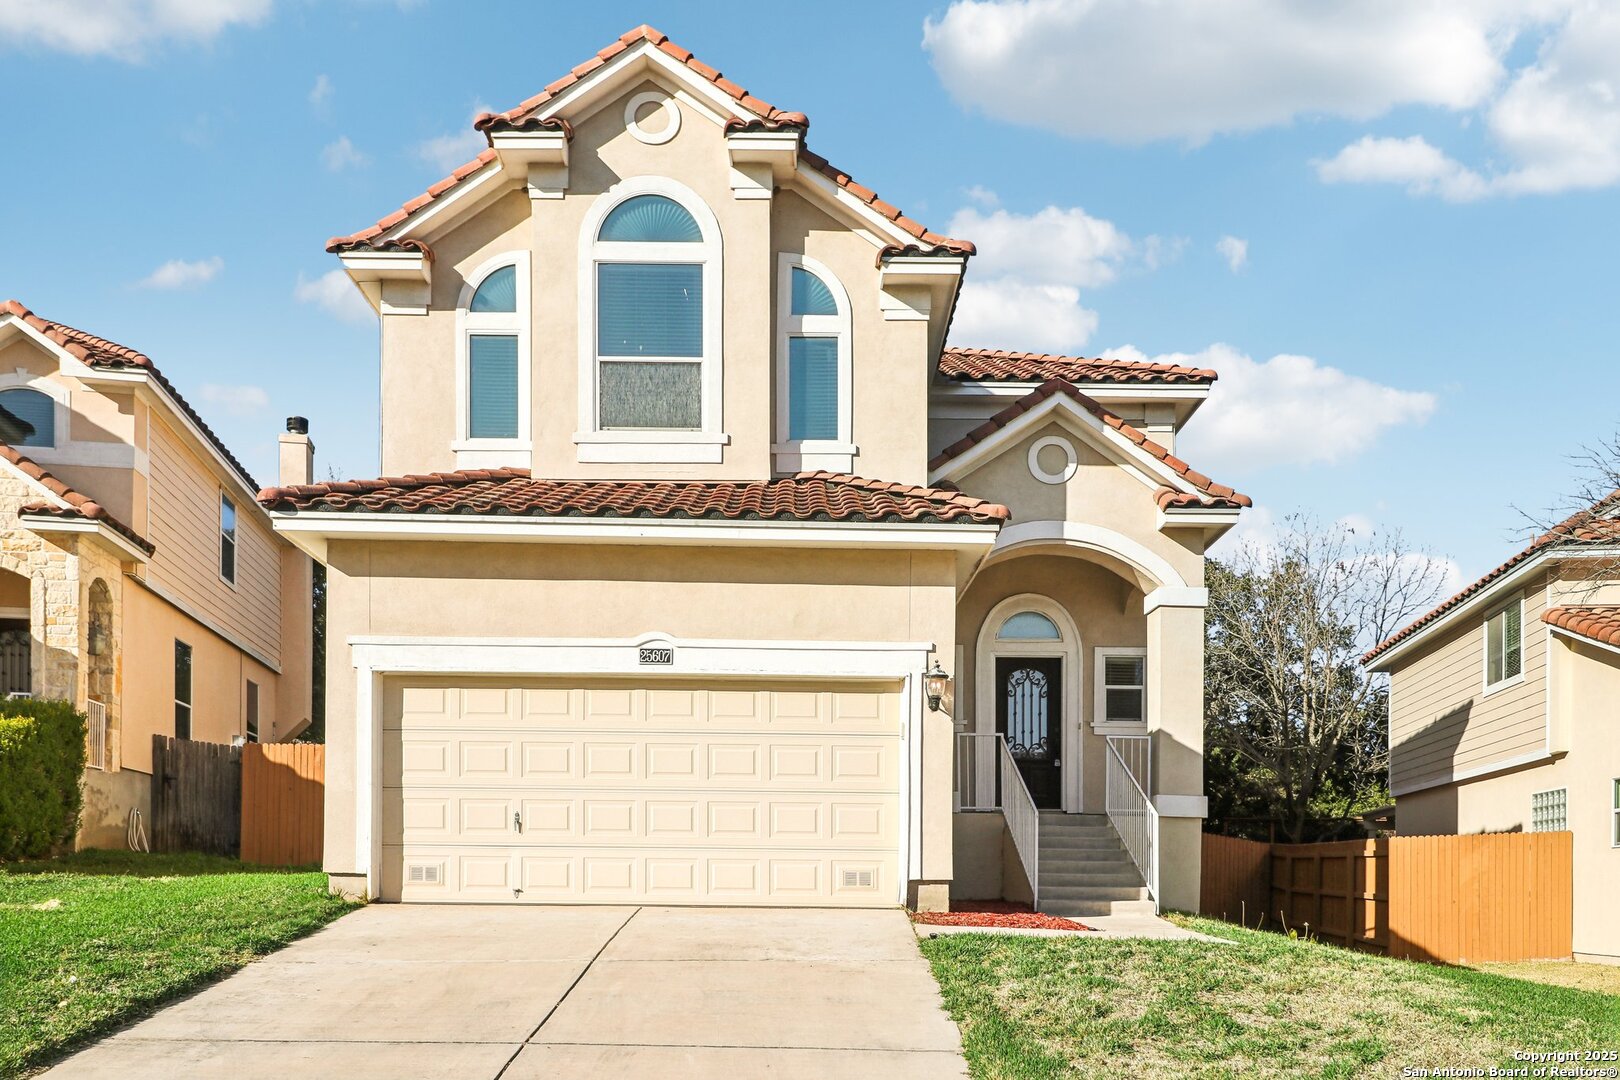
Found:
[924,660,950,712]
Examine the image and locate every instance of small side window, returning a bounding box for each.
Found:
[219,495,237,585]
[1530,787,1566,832]
[1612,779,1619,848]
[1484,600,1522,689]
[174,640,193,740]
[246,680,259,743]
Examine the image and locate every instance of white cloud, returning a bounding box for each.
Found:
[922,0,1515,143]
[309,73,332,108]
[1108,343,1437,472]
[963,185,1000,207]
[950,280,1099,353]
[197,383,270,416]
[137,256,223,290]
[2,0,273,60]
[414,102,492,174]
[294,270,373,323]
[321,135,367,171]
[1315,135,1489,201]
[1216,235,1249,272]
[949,204,1137,287]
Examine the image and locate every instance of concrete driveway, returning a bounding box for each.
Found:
[45,905,968,1079]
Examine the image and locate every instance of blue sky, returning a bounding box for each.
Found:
[2,0,1617,584]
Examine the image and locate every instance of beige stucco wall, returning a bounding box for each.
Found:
[321,539,961,895]
[376,79,939,485]
[1388,577,1551,795]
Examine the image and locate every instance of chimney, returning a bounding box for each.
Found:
[278,416,314,487]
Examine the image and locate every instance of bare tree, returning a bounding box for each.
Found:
[1515,434,1620,598]
[1205,517,1451,842]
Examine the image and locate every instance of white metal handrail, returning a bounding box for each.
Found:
[955,731,1041,909]
[86,699,107,771]
[1105,734,1159,909]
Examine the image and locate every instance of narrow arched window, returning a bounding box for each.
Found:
[457,256,528,446]
[0,388,55,447]
[774,255,853,472]
[591,190,714,431]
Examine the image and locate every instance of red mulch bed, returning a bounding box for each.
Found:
[911,900,1093,931]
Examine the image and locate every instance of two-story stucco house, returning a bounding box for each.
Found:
[1368,493,1620,964]
[259,26,1247,914]
[0,300,316,848]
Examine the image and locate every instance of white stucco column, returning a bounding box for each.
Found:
[1144,589,1208,913]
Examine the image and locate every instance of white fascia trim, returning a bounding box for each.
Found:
[990,520,1189,590]
[18,514,150,563]
[1143,586,1209,614]
[927,389,1198,503]
[931,381,1210,405]
[1547,623,1620,659]
[1157,507,1244,530]
[385,163,510,246]
[1366,549,1620,671]
[792,165,956,256]
[124,571,282,674]
[337,250,431,283]
[269,511,1002,551]
[1391,749,1558,798]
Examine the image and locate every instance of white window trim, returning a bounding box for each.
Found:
[1612,777,1620,848]
[576,176,725,463]
[773,252,855,474]
[0,370,70,449]
[1482,595,1526,696]
[174,639,193,740]
[1093,646,1149,733]
[218,492,237,588]
[453,252,532,467]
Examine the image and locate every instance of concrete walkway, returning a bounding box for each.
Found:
[45,905,968,1079]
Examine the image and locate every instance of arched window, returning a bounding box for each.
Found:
[774,254,853,472]
[0,388,55,447]
[997,611,1061,641]
[578,179,722,461]
[456,254,529,449]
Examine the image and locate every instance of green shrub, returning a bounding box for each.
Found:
[0,698,86,860]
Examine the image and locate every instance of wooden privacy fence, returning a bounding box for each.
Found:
[1200,831,1573,965]
[151,735,241,856]
[240,742,325,867]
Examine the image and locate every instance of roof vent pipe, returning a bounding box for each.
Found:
[286,416,310,435]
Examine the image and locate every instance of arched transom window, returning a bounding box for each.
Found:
[457,254,529,448]
[997,611,1061,641]
[774,253,853,473]
[0,388,55,448]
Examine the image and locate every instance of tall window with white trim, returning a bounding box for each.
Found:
[219,494,237,585]
[1484,599,1523,689]
[775,255,852,472]
[460,260,525,443]
[594,194,707,429]
[1612,778,1619,847]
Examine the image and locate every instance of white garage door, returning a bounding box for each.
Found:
[381,678,903,906]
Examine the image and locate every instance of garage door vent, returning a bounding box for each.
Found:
[841,868,875,889]
[407,863,443,885]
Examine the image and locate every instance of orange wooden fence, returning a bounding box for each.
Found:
[1201,831,1572,965]
[240,743,324,867]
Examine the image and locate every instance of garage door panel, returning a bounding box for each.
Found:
[386,679,901,906]
[388,845,898,906]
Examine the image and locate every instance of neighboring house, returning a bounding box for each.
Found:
[1367,494,1620,964]
[259,25,1246,914]
[0,300,316,848]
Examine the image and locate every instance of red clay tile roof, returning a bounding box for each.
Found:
[1,300,258,490]
[928,379,1251,511]
[939,348,1218,385]
[0,443,154,554]
[327,26,972,258]
[257,469,1010,526]
[1363,494,1620,665]
[1543,605,1620,650]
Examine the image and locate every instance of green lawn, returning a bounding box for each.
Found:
[918,915,1620,1079]
[0,850,356,1078]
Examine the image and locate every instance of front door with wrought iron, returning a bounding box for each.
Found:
[995,656,1062,809]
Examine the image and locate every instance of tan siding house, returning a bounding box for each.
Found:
[0,299,316,848]
[263,25,1246,915]
[1371,500,1620,963]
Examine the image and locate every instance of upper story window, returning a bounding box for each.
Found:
[0,388,55,447]
[456,254,530,452]
[1484,598,1523,691]
[219,494,237,585]
[577,179,724,463]
[774,254,853,473]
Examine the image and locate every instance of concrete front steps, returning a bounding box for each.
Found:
[1036,811,1156,917]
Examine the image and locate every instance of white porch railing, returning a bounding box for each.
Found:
[86,699,107,771]
[1105,734,1159,910]
[955,731,1040,909]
